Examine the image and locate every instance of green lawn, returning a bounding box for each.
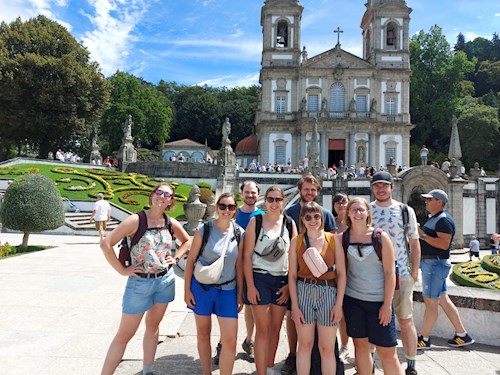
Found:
[0,164,207,218]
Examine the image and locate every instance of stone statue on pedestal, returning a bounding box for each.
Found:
[117,115,137,171]
[89,128,103,165]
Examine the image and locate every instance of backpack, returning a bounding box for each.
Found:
[254,213,294,244]
[118,211,174,267]
[198,220,242,260]
[342,227,400,289]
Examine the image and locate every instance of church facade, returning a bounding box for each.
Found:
[255,0,414,169]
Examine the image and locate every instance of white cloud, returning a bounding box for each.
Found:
[0,0,71,30]
[196,73,260,88]
[79,0,150,75]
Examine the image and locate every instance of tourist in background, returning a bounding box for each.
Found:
[100,183,191,375]
[289,201,346,375]
[332,193,350,362]
[184,192,245,375]
[468,236,481,261]
[417,189,475,350]
[244,186,298,375]
[90,193,111,243]
[342,198,403,375]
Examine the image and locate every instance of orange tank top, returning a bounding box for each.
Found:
[296,231,336,280]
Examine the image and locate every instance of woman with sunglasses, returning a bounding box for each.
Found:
[340,198,402,375]
[243,186,298,375]
[288,201,346,375]
[184,192,244,375]
[100,183,191,375]
[332,193,351,361]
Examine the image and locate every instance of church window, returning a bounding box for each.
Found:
[386,22,397,48]
[329,83,345,113]
[385,145,396,165]
[277,20,288,48]
[386,97,396,116]
[276,96,286,114]
[308,95,319,112]
[357,95,367,112]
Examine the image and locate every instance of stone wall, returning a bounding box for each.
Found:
[126,161,219,179]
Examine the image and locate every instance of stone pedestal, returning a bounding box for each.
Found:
[183,186,207,235]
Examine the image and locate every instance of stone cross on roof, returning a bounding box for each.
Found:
[334,27,343,46]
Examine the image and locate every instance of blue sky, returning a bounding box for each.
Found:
[1,0,498,87]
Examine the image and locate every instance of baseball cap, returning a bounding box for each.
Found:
[421,189,448,203]
[371,171,393,185]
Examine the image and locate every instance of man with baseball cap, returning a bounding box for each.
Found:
[417,189,474,350]
[370,171,420,375]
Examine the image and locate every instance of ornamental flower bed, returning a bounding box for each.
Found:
[0,242,15,258]
[452,256,500,290]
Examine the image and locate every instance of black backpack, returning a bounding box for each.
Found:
[254,213,293,244]
[118,211,174,267]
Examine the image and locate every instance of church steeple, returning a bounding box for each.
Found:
[260,0,303,68]
[361,0,411,69]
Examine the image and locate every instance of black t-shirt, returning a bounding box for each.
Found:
[420,210,455,258]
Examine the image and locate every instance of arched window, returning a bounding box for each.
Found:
[386,22,397,48]
[329,83,345,113]
[277,20,288,48]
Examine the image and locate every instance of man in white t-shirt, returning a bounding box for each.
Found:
[90,193,111,243]
[370,171,421,375]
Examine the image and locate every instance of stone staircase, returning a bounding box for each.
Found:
[64,211,120,234]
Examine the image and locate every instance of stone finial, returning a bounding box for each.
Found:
[448,114,462,160]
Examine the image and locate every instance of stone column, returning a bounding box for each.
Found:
[447,179,467,248]
[369,132,376,168]
[349,130,356,167]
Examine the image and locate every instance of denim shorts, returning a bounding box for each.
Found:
[343,295,397,347]
[420,258,451,299]
[122,269,175,314]
[189,278,238,318]
[245,272,288,306]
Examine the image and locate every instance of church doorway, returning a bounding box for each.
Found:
[328,139,345,168]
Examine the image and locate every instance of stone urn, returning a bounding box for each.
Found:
[183,186,207,235]
[204,196,216,220]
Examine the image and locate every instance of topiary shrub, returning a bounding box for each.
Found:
[0,174,65,246]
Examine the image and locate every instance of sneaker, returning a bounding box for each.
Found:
[213,342,222,366]
[242,338,254,359]
[405,367,418,375]
[448,333,475,347]
[417,335,431,350]
[280,353,296,375]
[339,346,350,362]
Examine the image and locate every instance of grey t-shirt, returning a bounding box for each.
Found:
[196,221,244,290]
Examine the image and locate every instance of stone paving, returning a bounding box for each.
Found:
[0,232,499,375]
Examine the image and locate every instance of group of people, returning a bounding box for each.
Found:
[99,173,475,375]
[55,148,80,163]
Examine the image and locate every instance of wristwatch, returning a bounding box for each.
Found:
[420,233,427,240]
[174,256,180,264]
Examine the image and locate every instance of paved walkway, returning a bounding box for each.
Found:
[0,232,498,375]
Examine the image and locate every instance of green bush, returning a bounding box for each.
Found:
[0,174,65,246]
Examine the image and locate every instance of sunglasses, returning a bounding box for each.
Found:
[218,203,237,211]
[303,213,321,221]
[266,196,284,203]
[154,190,173,198]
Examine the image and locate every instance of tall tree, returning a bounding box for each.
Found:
[100,72,173,153]
[454,32,466,53]
[410,25,476,154]
[0,16,110,159]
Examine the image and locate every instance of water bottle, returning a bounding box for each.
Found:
[395,261,400,290]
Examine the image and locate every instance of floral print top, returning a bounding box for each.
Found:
[130,226,173,273]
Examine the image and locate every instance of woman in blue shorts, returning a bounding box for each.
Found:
[243,186,298,375]
[341,197,403,375]
[100,183,191,375]
[289,201,346,375]
[184,192,245,375]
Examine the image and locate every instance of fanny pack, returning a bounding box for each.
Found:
[255,218,287,261]
[302,234,335,278]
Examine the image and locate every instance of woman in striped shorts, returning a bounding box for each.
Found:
[288,201,347,375]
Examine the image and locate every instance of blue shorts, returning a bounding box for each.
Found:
[189,278,238,318]
[420,258,451,299]
[343,295,397,347]
[122,269,175,314]
[245,272,288,306]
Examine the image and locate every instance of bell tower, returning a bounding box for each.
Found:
[361,0,412,69]
[260,0,303,68]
